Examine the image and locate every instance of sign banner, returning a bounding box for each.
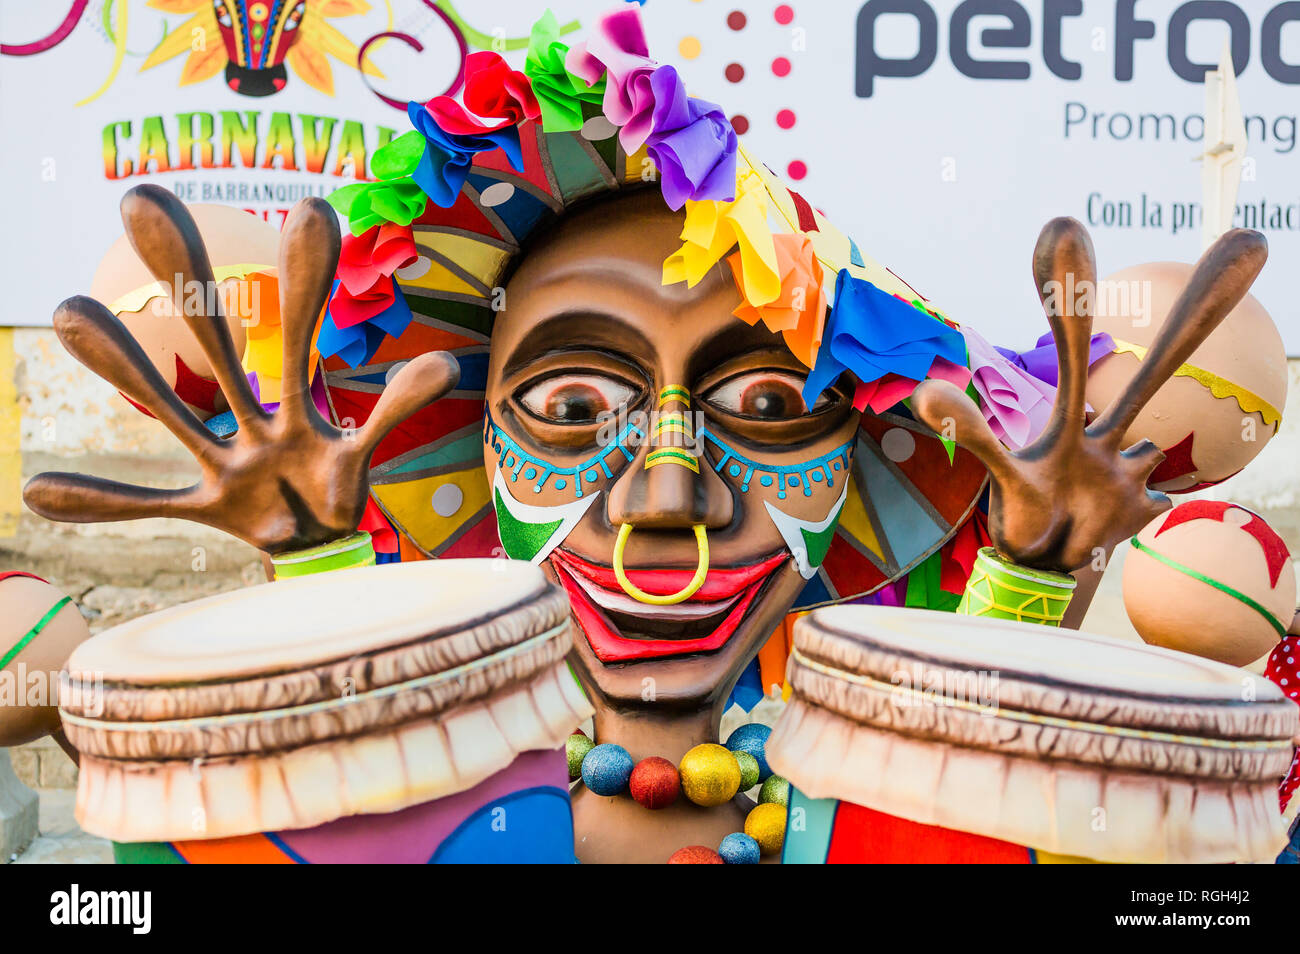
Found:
[2,1,1298,351]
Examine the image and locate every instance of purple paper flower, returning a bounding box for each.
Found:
[566,6,658,152]
[644,66,737,210]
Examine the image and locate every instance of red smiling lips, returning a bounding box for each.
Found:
[549,548,788,662]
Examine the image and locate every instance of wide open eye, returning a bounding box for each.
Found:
[517,373,638,424]
[703,370,829,421]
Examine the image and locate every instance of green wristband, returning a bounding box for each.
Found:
[269,531,376,580]
[957,547,1076,627]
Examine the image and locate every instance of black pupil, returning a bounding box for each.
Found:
[547,384,603,422]
[741,382,803,419]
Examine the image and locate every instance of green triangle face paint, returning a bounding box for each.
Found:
[492,469,599,564]
[763,480,849,580]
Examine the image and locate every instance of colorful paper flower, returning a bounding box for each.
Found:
[407,99,524,209]
[566,5,658,152]
[961,325,1056,450]
[326,132,429,236]
[337,223,418,297]
[318,277,413,369]
[644,66,736,210]
[995,329,1115,388]
[663,169,779,306]
[727,233,825,369]
[447,51,541,129]
[802,271,968,407]
[525,9,607,132]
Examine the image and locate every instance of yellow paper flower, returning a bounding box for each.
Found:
[662,169,780,307]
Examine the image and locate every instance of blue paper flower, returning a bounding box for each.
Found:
[407,101,525,209]
[803,270,967,406]
[317,279,414,369]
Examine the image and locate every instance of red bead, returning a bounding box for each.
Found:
[629,756,680,810]
[668,846,724,864]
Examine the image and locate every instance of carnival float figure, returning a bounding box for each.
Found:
[7,6,1297,863]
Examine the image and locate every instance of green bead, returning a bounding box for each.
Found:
[759,774,790,807]
[734,751,760,791]
[567,733,595,780]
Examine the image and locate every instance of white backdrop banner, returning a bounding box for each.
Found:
[2,1,1298,352]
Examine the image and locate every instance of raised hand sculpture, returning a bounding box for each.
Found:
[911,218,1268,573]
[23,185,458,554]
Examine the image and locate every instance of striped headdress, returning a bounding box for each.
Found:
[319,5,992,614]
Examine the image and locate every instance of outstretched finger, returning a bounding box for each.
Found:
[277,198,341,419]
[910,379,1017,485]
[23,473,202,525]
[356,352,460,457]
[1030,217,1097,446]
[53,296,220,464]
[1090,228,1267,443]
[119,185,264,427]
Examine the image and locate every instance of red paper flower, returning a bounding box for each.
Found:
[337,223,418,296]
[427,51,540,134]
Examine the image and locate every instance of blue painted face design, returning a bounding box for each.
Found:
[485,410,853,502]
[485,414,644,497]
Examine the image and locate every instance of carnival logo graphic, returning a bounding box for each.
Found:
[2,2,580,107]
[144,0,379,97]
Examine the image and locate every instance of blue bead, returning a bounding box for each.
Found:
[719,832,761,864]
[725,723,773,780]
[581,743,634,796]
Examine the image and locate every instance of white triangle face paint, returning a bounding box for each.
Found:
[491,468,599,564]
[763,479,849,580]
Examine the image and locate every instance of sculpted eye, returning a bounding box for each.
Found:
[517,373,637,424]
[704,370,828,420]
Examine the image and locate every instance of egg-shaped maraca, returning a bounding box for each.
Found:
[1122,502,1294,666]
[91,204,280,420]
[1090,262,1286,492]
[0,573,90,746]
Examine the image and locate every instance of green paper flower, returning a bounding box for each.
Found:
[327,132,429,236]
[525,9,606,133]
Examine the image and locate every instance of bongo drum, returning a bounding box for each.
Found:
[768,606,1297,864]
[59,560,592,863]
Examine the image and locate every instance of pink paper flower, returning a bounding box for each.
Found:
[565,6,658,152]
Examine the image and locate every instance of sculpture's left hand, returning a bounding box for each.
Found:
[23,185,458,554]
[911,218,1267,573]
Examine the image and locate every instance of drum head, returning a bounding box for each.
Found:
[810,605,1282,704]
[67,560,551,685]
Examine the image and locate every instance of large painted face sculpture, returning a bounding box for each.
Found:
[487,190,858,710]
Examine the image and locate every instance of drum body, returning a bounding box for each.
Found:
[61,560,592,864]
[769,606,1298,865]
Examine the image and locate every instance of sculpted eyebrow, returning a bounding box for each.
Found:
[507,310,654,364]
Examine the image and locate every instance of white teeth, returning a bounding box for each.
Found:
[566,571,740,620]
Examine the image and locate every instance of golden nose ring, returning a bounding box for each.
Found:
[613,523,710,605]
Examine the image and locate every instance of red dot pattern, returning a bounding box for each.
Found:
[731,114,750,134]
[772,56,791,77]
[787,160,807,180]
[727,10,747,30]
[775,5,795,25]
[777,109,796,129]
[725,62,745,83]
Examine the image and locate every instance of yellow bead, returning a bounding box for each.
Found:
[745,803,787,856]
[678,743,741,807]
